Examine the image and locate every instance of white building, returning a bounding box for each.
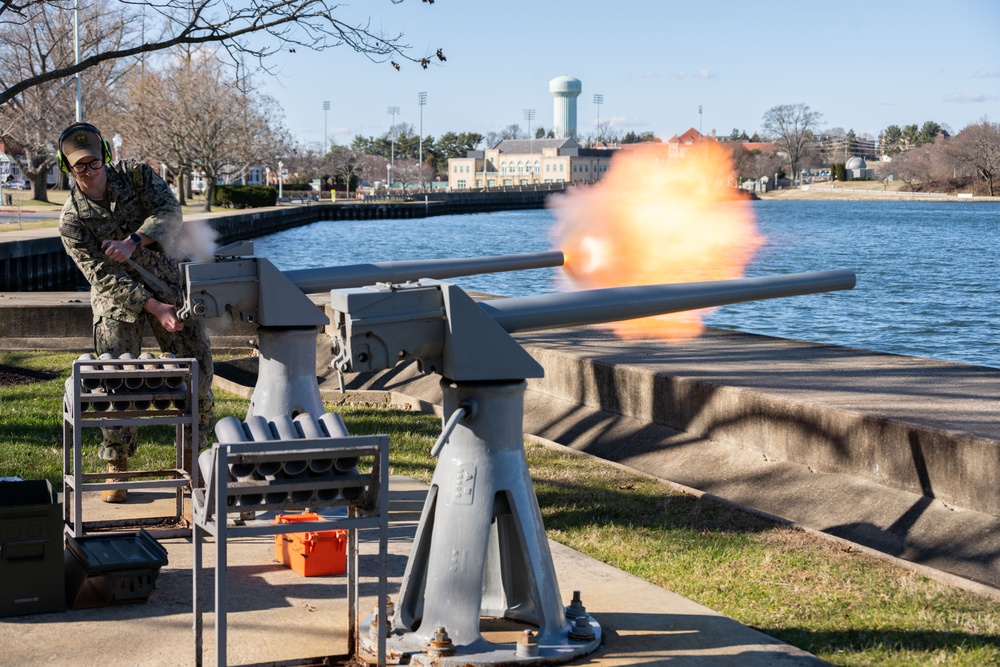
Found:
[448,138,615,190]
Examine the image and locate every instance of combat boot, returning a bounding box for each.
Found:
[101,458,128,503]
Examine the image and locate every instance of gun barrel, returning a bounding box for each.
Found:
[285,251,565,294]
[478,270,857,334]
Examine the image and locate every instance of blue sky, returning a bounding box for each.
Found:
[257,0,1000,148]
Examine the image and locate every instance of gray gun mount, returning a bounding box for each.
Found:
[334,269,856,666]
[329,269,858,382]
[177,241,563,327]
[175,241,564,419]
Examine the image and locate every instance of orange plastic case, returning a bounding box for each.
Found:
[273,513,347,577]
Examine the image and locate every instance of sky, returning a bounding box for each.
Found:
[255,0,1000,149]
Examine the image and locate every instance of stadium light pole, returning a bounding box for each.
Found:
[593,94,604,142]
[387,106,400,169]
[418,92,427,188]
[524,108,536,162]
[323,101,330,152]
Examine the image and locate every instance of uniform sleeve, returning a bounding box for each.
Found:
[129,161,182,243]
[59,207,152,320]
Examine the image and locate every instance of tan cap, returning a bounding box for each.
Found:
[61,128,104,166]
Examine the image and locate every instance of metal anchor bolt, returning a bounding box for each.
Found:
[515,629,540,657]
[568,614,596,642]
[565,589,588,619]
[368,598,394,639]
[426,626,457,657]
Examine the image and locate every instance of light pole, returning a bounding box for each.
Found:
[523,109,536,181]
[386,163,391,196]
[387,106,399,169]
[593,94,603,143]
[323,101,330,152]
[73,0,81,121]
[277,160,284,200]
[418,92,427,188]
[265,166,270,189]
[523,108,536,141]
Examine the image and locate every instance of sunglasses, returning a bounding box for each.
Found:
[71,159,103,174]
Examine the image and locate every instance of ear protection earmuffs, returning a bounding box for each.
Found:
[56,122,113,173]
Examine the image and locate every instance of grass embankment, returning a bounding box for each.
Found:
[2,350,998,666]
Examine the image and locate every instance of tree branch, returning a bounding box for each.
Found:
[1,0,444,106]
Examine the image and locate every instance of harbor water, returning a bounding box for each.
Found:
[252,200,1000,370]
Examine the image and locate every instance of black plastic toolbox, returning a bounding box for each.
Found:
[65,529,168,609]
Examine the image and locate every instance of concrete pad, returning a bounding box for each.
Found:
[1,477,821,666]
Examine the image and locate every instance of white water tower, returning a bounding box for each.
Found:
[549,75,582,139]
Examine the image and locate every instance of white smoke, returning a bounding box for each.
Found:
[166,217,218,263]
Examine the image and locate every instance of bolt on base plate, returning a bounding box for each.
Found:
[357,613,601,666]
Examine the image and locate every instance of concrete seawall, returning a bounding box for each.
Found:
[0,189,558,291]
[328,322,1000,589]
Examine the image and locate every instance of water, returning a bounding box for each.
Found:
[252,201,1000,369]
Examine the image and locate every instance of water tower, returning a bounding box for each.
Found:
[549,75,582,139]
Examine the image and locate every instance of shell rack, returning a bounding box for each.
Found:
[191,416,389,667]
[62,355,198,538]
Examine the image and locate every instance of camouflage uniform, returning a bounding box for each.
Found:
[59,159,214,460]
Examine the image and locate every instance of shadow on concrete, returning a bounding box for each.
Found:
[591,611,826,665]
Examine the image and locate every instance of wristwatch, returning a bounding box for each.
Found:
[127,232,142,247]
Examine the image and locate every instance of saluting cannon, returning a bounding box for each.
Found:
[326,270,855,666]
[178,244,855,666]
[177,242,564,418]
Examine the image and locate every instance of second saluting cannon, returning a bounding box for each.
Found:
[327,270,856,665]
[178,244,855,666]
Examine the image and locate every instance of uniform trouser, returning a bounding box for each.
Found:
[94,314,214,461]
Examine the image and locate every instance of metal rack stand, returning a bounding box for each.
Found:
[191,418,389,667]
[62,356,198,538]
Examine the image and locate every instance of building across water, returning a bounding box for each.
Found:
[448,137,615,190]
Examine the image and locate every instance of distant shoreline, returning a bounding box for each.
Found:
[756,185,996,202]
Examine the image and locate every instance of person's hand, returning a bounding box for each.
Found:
[102,238,136,264]
[144,298,185,332]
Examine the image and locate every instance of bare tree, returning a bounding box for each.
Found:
[885,143,936,191]
[124,54,288,211]
[500,124,523,140]
[356,153,389,193]
[1,0,445,107]
[761,103,823,183]
[392,157,422,192]
[328,145,364,198]
[0,0,136,200]
[482,131,502,149]
[730,143,784,182]
[946,119,1000,196]
[120,64,200,204]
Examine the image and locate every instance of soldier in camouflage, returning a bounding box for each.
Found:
[58,123,213,503]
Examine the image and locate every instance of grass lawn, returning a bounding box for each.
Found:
[0,189,220,232]
[1,350,998,666]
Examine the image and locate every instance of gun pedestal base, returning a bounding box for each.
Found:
[250,327,325,420]
[360,379,600,666]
